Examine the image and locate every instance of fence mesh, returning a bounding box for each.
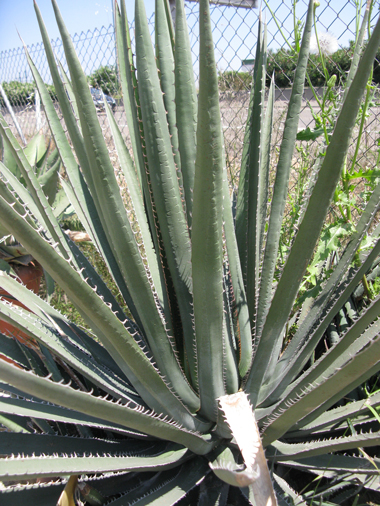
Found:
[0,0,379,216]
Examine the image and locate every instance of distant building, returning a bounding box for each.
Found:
[242,59,255,72]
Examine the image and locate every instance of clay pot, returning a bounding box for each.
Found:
[0,261,44,350]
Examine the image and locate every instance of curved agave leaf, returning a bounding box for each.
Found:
[0,393,148,437]
[273,475,308,506]
[30,9,152,328]
[114,0,145,188]
[272,454,380,476]
[0,359,214,451]
[1,438,188,481]
[289,390,380,437]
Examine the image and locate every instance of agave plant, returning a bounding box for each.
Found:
[1,0,380,504]
[0,132,63,266]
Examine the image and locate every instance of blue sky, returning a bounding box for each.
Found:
[0,0,155,52]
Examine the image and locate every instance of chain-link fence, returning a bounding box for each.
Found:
[0,1,379,188]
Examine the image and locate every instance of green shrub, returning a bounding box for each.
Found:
[88,64,119,96]
[217,48,355,92]
[265,43,380,89]
[218,70,252,92]
[0,80,57,106]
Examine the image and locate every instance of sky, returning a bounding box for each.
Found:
[0,0,372,52]
[0,0,155,53]
[0,0,375,81]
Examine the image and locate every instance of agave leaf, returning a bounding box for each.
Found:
[174,0,197,228]
[238,484,256,506]
[155,0,183,192]
[0,161,41,230]
[103,99,166,312]
[108,458,209,506]
[0,393,147,438]
[0,334,30,369]
[0,360,214,451]
[2,138,21,179]
[221,274,240,394]
[39,344,63,382]
[20,42,81,209]
[243,19,268,332]
[268,432,380,461]
[114,0,145,188]
[290,391,380,436]
[262,320,380,445]
[274,454,380,476]
[0,431,168,460]
[261,238,380,408]
[0,269,132,382]
[0,439,188,481]
[0,482,66,506]
[222,167,252,377]
[57,60,80,124]
[51,195,73,223]
[0,413,31,434]
[191,0,230,421]
[259,74,274,260]
[37,155,61,205]
[45,2,200,410]
[273,475,308,506]
[59,175,143,330]
[33,2,90,181]
[245,0,314,404]
[0,299,143,404]
[20,345,47,376]
[254,0,314,337]
[162,0,175,49]
[99,470,172,505]
[52,0,198,401]
[23,133,48,170]
[116,0,175,338]
[236,14,264,291]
